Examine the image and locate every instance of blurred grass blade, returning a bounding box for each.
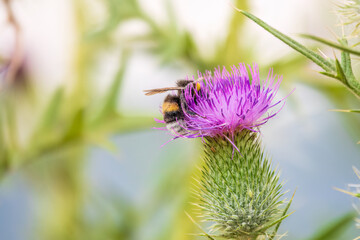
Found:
[102,53,128,115]
[301,34,360,57]
[85,0,140,42]
[62,108,84,142]
[38,88,64,131]
[0,113,10,178]
[329,109,360,113]
[113,115,155,133]
[307,212,356,240]
[215,0,250,65]
[89,136,118,154]
[92,53,128,125]
[27,88,65,155]
[234,8,335,73]
[4,102,19,150]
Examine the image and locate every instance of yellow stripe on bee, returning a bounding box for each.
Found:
[162,102,179,112]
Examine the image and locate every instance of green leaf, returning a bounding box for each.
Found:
[335,58,347,85]
[85,0,140,42]
[215,0,251,66]
[26,88,65,156]
[38,88,64,131]
[88,135,118,154]
[112,115,155,133]
[301,34,360,57]
[306,212,356,240]
[102,54,127,115]
[235,8,335,73]
[3,101,19,150]
[339,39,360,97]
[62,108,84,142]
[89,114,155,137]
[0,113,10,178]
[319,72,337,79]
[92,52,128,125]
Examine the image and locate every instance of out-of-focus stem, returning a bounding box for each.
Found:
[37,1,89,238]
[2,0,24,86]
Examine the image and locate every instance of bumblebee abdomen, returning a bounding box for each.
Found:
[163,110,183,123]
[166,119,187,135]
[162,95,183,123]
[164,110,186,135]
[162,101,180,113]
[162,94,187,135]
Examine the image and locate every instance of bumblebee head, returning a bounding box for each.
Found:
[176,80,193,88]
[176,78,203,91]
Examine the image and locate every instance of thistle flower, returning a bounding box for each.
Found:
[153,64,291,239]
[167,64,284,144]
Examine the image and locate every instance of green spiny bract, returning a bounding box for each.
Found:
[198,130,284,239]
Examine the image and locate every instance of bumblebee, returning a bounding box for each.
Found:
[144,79,202,135]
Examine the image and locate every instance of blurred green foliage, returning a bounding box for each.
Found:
[0,0,359,239]
[306,212,356,240]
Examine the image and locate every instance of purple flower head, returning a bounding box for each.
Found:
[174,63,285,140]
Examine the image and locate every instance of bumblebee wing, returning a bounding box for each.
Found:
[143,87,184,96]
